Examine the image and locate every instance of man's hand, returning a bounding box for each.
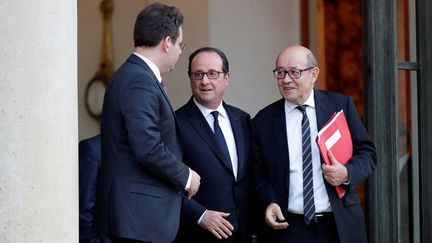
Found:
[199,210,234,240]
[322,150,349,186]
[187,170,200,199]
[264,203,289,230]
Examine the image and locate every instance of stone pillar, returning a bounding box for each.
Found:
[0,1,78,242]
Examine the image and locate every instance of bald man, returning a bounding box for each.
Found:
[251,45,376,243]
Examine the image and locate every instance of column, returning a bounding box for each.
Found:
[0,1,78,241]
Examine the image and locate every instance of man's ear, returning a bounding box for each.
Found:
[311,67,320,83]
[224,72,230,86]
[162,36,171,52]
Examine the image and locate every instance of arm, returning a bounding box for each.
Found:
[343,96,377,190]
[79,137,100,242]
[122,76,190,190]
[322,96,376,190]
[181,196,233,239]
[251,119,278,210]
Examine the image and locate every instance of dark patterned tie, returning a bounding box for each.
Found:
[211,111,231,165]
[160,80,168,95]
[297,105,315,225]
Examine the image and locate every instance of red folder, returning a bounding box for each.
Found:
[316,110,353,198]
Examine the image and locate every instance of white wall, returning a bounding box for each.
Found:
[78,0,300,139]
[210,0,300,116]
[152,0,211,111]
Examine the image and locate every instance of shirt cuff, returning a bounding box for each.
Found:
[197,210,208,224]
[184,168,192,190]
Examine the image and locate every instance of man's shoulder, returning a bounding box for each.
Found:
[315,89,350,103]
[175,99,194,117]
[224,103,250,119]
[253,98,285,121]
[79,135,101,149]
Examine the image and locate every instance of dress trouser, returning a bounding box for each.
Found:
[110,236,152,243]
[279,212,341,243]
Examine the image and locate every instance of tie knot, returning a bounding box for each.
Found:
[296,105,307,114]
[211,111,219,119]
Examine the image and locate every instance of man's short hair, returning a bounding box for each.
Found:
[134,2,183,47]
[188,47,230,75]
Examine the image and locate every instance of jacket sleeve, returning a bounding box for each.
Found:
[121,75,189,190]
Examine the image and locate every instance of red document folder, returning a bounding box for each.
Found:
[316,110,353,198]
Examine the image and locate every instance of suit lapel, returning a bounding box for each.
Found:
[270,99,290,194]
[225,104,244,180]
[185,99,235,175]
[314,90,334,130]
[272,99,290,173]
[127,54,183,152]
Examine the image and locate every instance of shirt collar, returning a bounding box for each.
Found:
[193,98,228,118]
[133,52,162,82]
[284,89,316,112]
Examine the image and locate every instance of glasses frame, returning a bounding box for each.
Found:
[273,66,315,79]
[189,71,225,81]
[180,43,187,51]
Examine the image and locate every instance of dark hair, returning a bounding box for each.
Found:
[134,2,183,47]
[188,47,229,74]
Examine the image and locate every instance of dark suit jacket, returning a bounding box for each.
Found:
[174,98,255,243]
[79,135,110,243]
[252,90,376,243]
[96,54,190,242]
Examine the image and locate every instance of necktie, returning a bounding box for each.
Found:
[211,111,232,166]
[160,80,168,95]
[297,105,315,225]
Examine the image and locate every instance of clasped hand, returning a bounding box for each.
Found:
[199,210,234,240]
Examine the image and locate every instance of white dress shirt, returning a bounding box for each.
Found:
[285,90,332,214]
[193,98,238,179]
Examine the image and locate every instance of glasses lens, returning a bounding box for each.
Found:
[274,69,285,79]
[191,72,203,80]
[288,69,301,79]
[207,71,220,79]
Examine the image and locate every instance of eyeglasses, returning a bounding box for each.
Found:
[189,70,225,80]
[180,43,187,51]
[273,67,315,79]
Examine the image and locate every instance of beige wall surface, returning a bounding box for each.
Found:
[78,0,147,140]
[209,0,300,116]
[78,0,300,139]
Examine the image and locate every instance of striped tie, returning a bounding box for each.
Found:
[297,105,315,225]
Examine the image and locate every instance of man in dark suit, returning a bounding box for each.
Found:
[79,135,110,243]
[96,3,201,242]
[174,47,255,243]
[252,45,376,243]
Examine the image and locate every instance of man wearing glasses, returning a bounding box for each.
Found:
[174,47,256,243]
[96,3,201,242]
[251,45,376,243]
